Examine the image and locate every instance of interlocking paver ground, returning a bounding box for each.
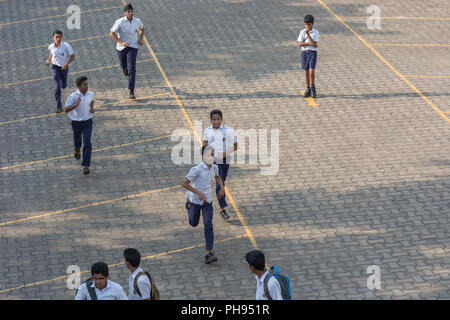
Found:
[0,0,449,299]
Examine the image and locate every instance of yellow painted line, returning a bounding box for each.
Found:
[0,185,181,227]
[340,16,450,21]
[0,34,109,55]
[300,90,319,107]
[317,0,450,124]
[0,234,248,295]
[371,43,450,48]
[0,92,170,126]
[0,6,122,27]
[0,59,153,88]
[404,75,450,79]
[0,133,175,171]
[124,0,259,250]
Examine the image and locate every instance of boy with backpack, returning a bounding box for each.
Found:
[245,250,292,300]
[124,248,159,300]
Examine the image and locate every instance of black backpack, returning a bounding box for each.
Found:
[263,266,292,300]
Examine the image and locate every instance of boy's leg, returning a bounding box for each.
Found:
[71,121,83,153]
[81,119,93,168]
[215,163,230,209]
[309,51,317,98]
[61,67,69,89]
[202,202,214,252]
[188,202,201,227]
[126,48,138,91]
[52,65,63,110]
[117,48,128,75]
[304,69,311,88]
[309,69,315,86]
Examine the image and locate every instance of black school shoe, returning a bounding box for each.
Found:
[129,90,136,100]
[74,149,81,160]
[311,85,317,98]
[303,88,311,97]
[219,209,230,220]
[205,252,218,264]
[83,166,90,175]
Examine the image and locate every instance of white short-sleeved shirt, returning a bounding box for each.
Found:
[65,90,94,121]
[128,268,152,300]
[110,16,144,51]
[75,280,129,300]
[255,270,283,300]
[185,161,219,205]
[203,125,237,163]
[297,28,320,51]
[48,42,74,67]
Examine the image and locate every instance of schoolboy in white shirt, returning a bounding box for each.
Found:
[202,110,238,220]
[45,30,75,113]
[297,15,320,98]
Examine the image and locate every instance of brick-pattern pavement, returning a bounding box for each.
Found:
[0,0,449,299]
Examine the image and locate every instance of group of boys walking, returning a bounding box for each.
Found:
[43,2,319,299]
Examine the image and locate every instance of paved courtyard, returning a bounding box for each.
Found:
[0,0,449,299]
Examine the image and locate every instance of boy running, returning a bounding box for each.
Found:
[45,30,75,113]
[182,145,225,264]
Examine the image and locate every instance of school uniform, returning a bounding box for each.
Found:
[75,280,128,300]
[255,270,283,300]
[185,161,219,251]
[128,267,152,300]
[110,16,144,91]
[203,125,237,209]
[297,28,320,70]
[65,90,94,168]
[48,42,73,108]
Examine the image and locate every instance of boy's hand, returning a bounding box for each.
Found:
[138,39,143,46]
[198,192,207,204]
[62,64,68,70]
[218,188,225,199]
[121,41,129,47]
[75,97,82,106]
[45,60,50,66]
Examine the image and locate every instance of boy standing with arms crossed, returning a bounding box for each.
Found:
[297,15,319,98]
[45,30,75,113]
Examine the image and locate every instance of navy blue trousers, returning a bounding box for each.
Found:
[116,47,138,90]
[71,118,93,167]
[51,64,68,107]
[215,162,230,209]
[187,201,214,251]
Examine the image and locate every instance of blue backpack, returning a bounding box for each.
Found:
[263,265,292,300]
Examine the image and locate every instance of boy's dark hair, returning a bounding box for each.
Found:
[76,76,88,87]
[210,109,223,120]
[124,3,133,11]
[91,262,109,276]
[53,30,63,37]
[304,15,314,23]
[124,248,141,267]
[245,250,265,271]
[201,144,214,156]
